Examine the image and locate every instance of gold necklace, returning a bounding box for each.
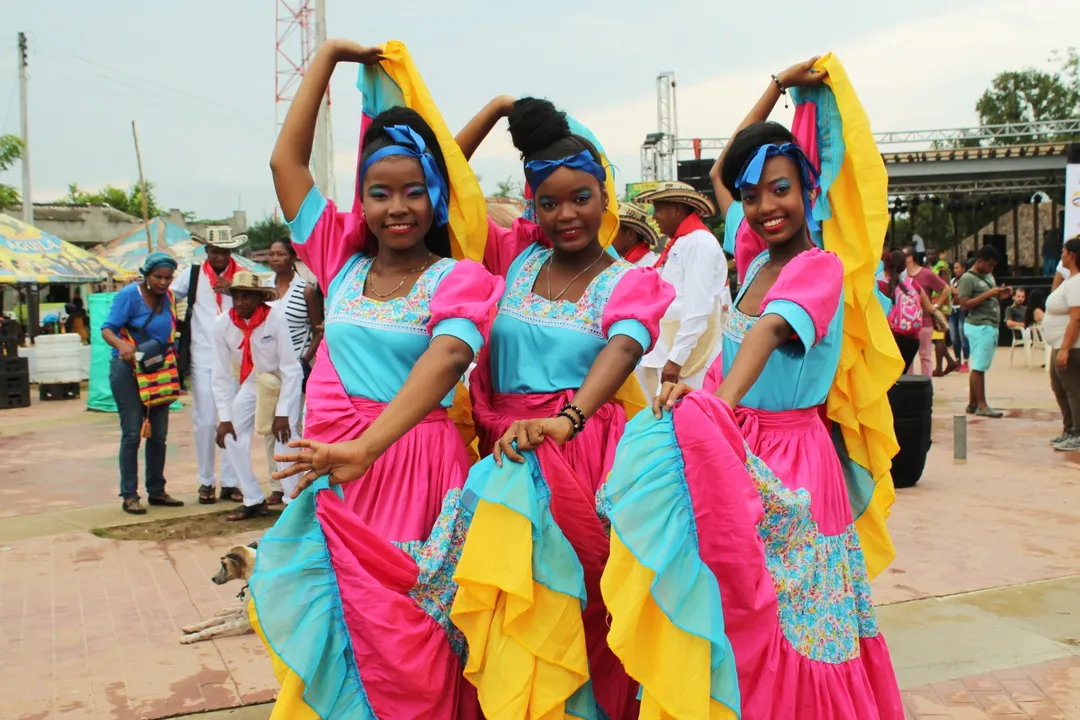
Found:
[366,252,434,299]
[545,246,607,302]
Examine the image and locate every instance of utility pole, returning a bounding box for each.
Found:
[131,122,153,254]
[17,32,31,225]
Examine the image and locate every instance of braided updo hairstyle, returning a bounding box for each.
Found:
[359,106,452,258]
[507,98,605,191]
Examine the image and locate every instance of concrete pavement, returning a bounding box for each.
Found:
[2,349,1078,719]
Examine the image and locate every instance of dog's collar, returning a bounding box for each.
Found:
[236,583,249,601]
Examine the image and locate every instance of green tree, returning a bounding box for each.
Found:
[0,134,25,210]
[57,181,163,219]
[974,47,1080,144]
[245,216,290,252]
[492,176,523,200]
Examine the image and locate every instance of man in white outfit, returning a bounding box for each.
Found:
[212,272,302,519]
[636,182,729,396]
[613,202,660,269]
[172,227,245,505]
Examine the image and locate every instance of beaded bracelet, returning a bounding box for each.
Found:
[771,74,789,108]
[556,410,583,439]
[561,403,586,426]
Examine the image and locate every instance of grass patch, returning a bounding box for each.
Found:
[93,508,280,541]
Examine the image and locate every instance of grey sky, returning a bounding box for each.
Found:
[0,0,1074,223]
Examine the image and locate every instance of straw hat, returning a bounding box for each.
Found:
[192,225,248,250]
[617,202,660,247]
[635,181,717,218]
[222,271,277,301]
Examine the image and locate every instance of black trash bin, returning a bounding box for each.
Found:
[888,375,933,488]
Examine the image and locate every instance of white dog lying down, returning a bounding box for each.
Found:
[180,541,258,645]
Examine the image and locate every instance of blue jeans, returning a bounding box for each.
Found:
[1044,257,1060,276]
[110,357,169,499]
[949,310,970,362]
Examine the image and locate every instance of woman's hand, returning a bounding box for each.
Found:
[494,95,517,117]
[327,39,384,65]
[652,382,694,418]
[493,415,575,467]
[1057,348,1070,370]
[274,438,376,497]
[117,340,137,365]
[777,56,828,88]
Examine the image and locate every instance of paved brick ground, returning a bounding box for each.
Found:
[1,352,1077,719]
[902,655,1080,719]
[0,531,274,720]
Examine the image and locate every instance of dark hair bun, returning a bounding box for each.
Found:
[720,121,797,197]
[508,97,572,160]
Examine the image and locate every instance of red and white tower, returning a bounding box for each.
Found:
[275,0,336,201]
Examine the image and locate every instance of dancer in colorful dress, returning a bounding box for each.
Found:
[248,39,501,719]
[448,96,674,718]
[599,55,904,719]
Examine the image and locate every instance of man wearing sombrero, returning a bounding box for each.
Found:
[636,181,730,394]
[211,271,303,521]
[613,201,660,268]
[172,226,246,505]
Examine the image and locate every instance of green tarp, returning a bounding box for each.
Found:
[87,292,118,412]
[86,291,182,413]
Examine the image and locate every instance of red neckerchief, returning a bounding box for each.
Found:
[623,242,652,264]
[230,304,271,384]
[203,257,239,311]
[653,213,710,269]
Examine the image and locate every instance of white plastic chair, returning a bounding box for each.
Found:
[1009,327,1032,368]
[1031,324,1051,374]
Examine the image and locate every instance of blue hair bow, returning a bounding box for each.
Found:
[358,125,450,227]
[524,150,606,192]
[735,142,821,231]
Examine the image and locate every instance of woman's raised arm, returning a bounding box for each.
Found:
[270,39,384,220]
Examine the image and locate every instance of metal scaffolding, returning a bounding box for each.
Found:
[645,115,1080,178]
[275,0,335,201]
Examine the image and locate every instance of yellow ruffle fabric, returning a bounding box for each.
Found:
[372,41,488,264]
[814,53,902,579]
[450,499,590,718]
[603,534,737,720]
[248,599,321,720]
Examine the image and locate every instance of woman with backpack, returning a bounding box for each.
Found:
[880,249,940,371]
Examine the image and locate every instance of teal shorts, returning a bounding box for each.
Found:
[964,323,999,373]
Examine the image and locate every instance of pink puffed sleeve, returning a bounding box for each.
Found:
[601,267,676,354]
[482,217,547,279]
[758,247,843,351]
[427,260,506,354]
[286,185,371,289]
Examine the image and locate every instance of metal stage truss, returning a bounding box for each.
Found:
[661,118,1080,156]
[887,176,1065,197]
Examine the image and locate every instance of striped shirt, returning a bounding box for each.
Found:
[263,273,311,359]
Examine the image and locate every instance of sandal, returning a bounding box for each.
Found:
[975,407,1004,418]
[267,491,285,506]
[122,498,147,515]
[220,487,244,503]
[198,485,217,505]
[148,494,184,507]
[226,501,268,522]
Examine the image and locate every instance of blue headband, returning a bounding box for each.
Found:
[524,150,606,192]
[735,142,821,231]
[358,125,450,228]
[140,251,177,276]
